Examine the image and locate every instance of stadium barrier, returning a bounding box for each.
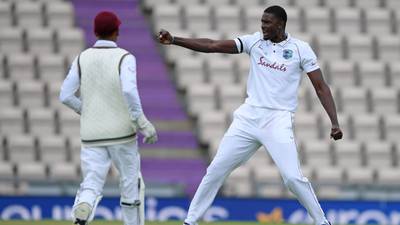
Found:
[1,196,400,225]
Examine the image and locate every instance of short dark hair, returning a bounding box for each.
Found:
[264,5,287,24]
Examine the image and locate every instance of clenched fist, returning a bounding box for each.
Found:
[330,126,343,140]
[158,29,173,44]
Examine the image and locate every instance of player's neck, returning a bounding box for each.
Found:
[270,32,287,43]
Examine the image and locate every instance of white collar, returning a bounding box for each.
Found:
[265,33,291,47]
[93,40,118,48]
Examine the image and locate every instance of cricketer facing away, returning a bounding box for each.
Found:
[159,5,343,225]
[60,11,157,225]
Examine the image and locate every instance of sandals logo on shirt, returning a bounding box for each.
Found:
[282,49,293,59]
[257,57,287,72]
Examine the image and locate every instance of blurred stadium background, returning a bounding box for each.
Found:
[1,0,400,224]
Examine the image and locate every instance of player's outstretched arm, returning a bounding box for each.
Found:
[158,29,238,54]
[307,69,343,141]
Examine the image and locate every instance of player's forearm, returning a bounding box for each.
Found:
[316,85,339,127]
[120,55,143,121]
[173,37,218,53]
[60,95,82,114]
[60,57,81,114]
[59,77,81,114]
[122,88,143,121]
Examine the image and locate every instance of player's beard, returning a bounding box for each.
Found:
[263,30,276,41]
[263,29,285,42]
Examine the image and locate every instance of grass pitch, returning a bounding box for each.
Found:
[0,221,274,225]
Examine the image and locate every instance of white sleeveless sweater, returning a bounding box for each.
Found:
[78,47,136,146]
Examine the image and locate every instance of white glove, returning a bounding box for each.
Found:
[135,114,158,144]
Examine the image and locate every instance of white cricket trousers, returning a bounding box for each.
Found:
[185,103,327,225]
[73,140,140,225]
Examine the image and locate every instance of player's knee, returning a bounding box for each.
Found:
[205,165,232,182]
[283,173,301,187]
[120,179,139,193]
[206,164,223,177]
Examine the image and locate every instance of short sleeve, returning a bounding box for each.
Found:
[300,42,319,73]
[234,32,261,54]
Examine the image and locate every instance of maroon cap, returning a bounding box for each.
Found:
[94,11,121,37]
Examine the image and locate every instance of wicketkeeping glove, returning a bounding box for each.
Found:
[135,114,158,144]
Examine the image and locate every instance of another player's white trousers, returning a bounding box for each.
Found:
[73,140,141,225]
[185,103,327,225]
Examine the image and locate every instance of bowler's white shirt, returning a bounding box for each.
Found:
[234,32,319,112]
[59,40,143,120]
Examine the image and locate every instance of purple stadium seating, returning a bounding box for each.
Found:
[142,158,207,195]
[139,131,199,150]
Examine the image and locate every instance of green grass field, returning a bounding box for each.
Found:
[0,221,279,225]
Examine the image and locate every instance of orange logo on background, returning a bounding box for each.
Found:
[256,207,284,223]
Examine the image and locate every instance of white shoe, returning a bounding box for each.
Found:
[73,202,92,225]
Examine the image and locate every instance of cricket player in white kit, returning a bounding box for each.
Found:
[60,11,157,225]
[158,5,343,225]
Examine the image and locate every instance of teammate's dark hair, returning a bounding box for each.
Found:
[264,5,287,24]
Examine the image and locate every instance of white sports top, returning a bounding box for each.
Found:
[234,32,319,112]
